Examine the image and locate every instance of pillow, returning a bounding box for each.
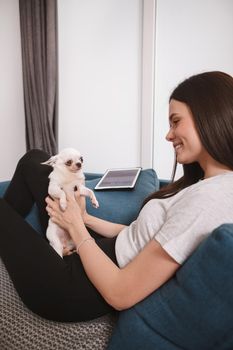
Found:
[0,169,159,233]
[85,169,159,225]
[107,224,233,350]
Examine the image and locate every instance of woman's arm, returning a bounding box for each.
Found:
[84,213,126,238]
[46,195,180,310]
[75,190,126,238]
[78,237,180,310]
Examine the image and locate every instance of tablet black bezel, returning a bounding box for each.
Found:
[94,167,141,190]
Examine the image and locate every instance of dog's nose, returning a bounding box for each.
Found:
[76,162,82,169]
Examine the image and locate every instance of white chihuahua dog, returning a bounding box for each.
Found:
[42,148,99,257]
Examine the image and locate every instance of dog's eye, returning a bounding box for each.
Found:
[80,156,83,163]
[65,160,72,166]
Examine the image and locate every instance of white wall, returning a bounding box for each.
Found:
[153,0,233,179]
[0,0,25,181]
[58,0,142,173]
[2,0,233,181]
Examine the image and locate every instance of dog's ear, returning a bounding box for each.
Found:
[41,155,58,167]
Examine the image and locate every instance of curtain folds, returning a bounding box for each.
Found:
[19,0,58,155]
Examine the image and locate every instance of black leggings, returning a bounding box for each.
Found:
[0,149,117,322]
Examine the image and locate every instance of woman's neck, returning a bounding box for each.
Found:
[201,157,232,179]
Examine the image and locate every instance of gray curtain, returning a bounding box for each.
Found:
[19,0,58,155]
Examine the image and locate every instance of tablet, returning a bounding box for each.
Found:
[94,167,141,190]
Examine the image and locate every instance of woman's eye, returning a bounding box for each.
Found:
[65,160,72,166]
[172,119,179,127]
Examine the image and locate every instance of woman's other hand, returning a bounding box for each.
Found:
[62,246,76,256]
[74,189,88,223]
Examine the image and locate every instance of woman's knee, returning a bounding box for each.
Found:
[15,149,52,181]
[18,149,50,166]
[23,291,78,322]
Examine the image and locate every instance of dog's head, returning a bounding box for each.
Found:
[42,148,84,173]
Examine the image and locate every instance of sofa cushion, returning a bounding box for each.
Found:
[0,181,43,234]
[0,169,159,234]
[85,169,159,225]
[0,181,9,197]
[107,224,233,350]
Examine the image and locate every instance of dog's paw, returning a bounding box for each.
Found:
[92,198,99,208]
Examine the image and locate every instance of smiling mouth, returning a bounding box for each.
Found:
[174,143,183,152]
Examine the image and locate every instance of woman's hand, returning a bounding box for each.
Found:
[45,195,83,234]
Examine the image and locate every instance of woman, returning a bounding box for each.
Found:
[1,71,233,322]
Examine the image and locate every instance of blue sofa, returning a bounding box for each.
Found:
[1,170,233,350]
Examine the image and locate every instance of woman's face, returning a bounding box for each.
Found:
[166,99,207,165]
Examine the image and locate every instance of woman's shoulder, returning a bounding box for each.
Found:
[195,172,233,191]
[170,172,233,203]
[183,172,233,200]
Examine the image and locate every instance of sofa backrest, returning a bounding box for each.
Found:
[108,223,233,350]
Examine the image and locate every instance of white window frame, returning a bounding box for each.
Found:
[140,0,156,169]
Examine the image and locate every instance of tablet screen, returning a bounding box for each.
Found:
[95,168,141,190]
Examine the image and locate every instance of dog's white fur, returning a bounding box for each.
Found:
[42,148,99,257]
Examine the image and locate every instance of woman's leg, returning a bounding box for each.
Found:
[0,198,117,322]
[4,149,52,235]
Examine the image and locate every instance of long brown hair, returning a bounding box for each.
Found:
[143,71,233,206]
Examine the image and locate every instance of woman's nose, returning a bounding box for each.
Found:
[166,128,174,142]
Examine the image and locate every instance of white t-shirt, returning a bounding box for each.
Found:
[115,172,233,267]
